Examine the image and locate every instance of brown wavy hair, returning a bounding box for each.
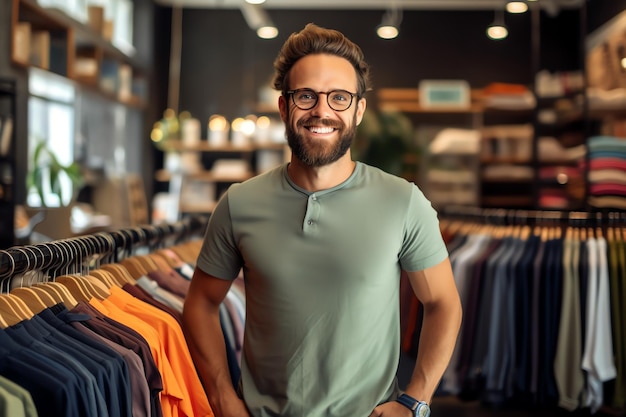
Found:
[272,23,372,98]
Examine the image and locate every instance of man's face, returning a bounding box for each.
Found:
[279,54,366,167]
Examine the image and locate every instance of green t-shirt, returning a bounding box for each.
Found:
[196,162,448,417]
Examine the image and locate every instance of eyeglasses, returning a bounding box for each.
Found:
[285,89,357,112]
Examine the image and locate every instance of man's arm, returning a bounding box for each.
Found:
[182,267,251,417]
[404,256,462,403]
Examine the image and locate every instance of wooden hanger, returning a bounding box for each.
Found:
[56,275,98,302]
[156,248,184,268]
[119,258,149,279]
[90,269,120,288]
[34,281,79,308]
[0,294,32,325]
[26,285,59,306]
[32,281,65,302]
[171,240,202,264]
[10,286,50,313]
[148,253,175,272]
[99,263,136,285]
[135,255,159,273]
[83,275,112,297]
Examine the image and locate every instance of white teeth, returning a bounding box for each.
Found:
[308,126,334,134]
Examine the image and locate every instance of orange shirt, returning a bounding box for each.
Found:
[89,298,187,417]
[105,287,214,417]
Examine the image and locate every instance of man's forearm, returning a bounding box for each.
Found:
[182,299,240,406]
[405,299,462,402]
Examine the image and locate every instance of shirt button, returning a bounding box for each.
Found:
[311,195,317,201]
[307,220,313,225]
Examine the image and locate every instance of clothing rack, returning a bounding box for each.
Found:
[431,205,626,415]
[0,215,208,283]
[0,214,217,417]
[439,205,626,227]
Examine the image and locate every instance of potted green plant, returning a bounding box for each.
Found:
[353,108,417,178]
[25,139,83,239]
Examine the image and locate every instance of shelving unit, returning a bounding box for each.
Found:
[480,106,536,209]
[376,87,536,209]
[156,141,289,216]
[533,91,587,210]
[10,0,147,108]
[0,79,17,249]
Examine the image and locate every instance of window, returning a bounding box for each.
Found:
[27,68,76,207]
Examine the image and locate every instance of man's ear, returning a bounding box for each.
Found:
[355,97,367,126]
[278,94,288,123]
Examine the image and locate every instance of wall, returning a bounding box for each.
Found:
[176,7,582,129]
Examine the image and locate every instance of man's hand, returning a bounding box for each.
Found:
[368,400,413,417]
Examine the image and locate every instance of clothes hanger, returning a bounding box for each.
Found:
[0,311,8,328]
[119,257,149,279]
[0,252,37,322]
[82,275,112,298]
[33,242,80,308]
[99,263,136,285]
[146,252,172,272]
[56,274,99,302]
[132,254,159,274]
[34,281,79,308]
[89,269,119,288]
[32,280,64,301]
[47,240,101,302]
[10,285,51,313]
[129,227,161,273]
[79,233,124,289]
[17,246,66,307]
[8,248,51,314]
[155,248,184,268]
[71,238,112,299]
[0,295,27,326]
[171,240,201,265]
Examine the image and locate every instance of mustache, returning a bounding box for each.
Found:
[297,117,343,129]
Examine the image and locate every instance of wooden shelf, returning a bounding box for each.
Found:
[480,157,532,165]
[155,169,253,183]
[377,87,485,113]
[159,141,286,153]
[11,0,147,108]
[481,195,534,207]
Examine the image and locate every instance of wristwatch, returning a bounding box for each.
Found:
[396,393,431,417]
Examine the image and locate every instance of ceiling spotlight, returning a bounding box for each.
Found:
[377,24,399,39]
[486,9,508,40]
[506,1,528,13]
[245,0,266,3]
[257,25,278,39]
[377,4,402,40]
[240,2,278,39]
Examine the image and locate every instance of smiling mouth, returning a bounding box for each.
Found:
[306,126,336,134]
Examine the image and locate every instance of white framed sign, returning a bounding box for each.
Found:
[419,80,470,109]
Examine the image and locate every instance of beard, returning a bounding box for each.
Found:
[285,112,356,167]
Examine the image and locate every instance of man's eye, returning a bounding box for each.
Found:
[330,92,348,101]
[298,92,316,101]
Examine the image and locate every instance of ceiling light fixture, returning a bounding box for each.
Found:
[245,0,266,4]
[240,2,278,39]
[486,9,508,40]
[376,3,402,40]
[506,1,528,13]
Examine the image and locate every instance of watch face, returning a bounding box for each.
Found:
[416,403,431,417]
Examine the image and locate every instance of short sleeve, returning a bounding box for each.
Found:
[398,185,449,272]
[195,188,244,280]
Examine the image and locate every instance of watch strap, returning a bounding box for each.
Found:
[396,393,419,411]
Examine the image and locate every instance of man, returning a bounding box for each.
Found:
[182,23,462,417]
